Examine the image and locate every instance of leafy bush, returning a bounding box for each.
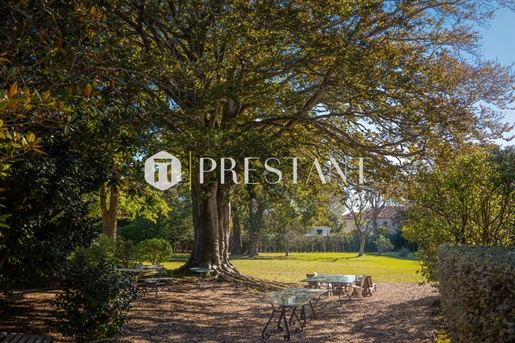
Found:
[0,144,106,291]
[375,235,393,255]
[136,238,173,264]
[83,234,115,261]
[398,246,410,257]
[83,234,137,267]
[114,236,139,267]
[438,245,515,343]
[52,251,138,343]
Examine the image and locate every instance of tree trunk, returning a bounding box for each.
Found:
[284,235,289,257]
[358,233,366,257]
[248,228,259,258]
[247,199,265,258]
[231,204,243,255]
[100,184,119,241]
[183,174,240,275]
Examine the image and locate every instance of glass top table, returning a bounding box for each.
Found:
[299,274,360,284]
[264,288,328,307]
[299,274,361,303]
[260,288,327,341]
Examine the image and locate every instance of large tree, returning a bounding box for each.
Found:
[3,0,514,279]
[98,0,515,275]
[403,145,515,282]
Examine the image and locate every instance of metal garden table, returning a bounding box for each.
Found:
[299,274,360,302]
[260,288,328,341]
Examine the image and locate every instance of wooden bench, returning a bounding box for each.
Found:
[0,333,53,343]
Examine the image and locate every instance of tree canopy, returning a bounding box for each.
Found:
[403,146,515,282]
[1,0,514,279]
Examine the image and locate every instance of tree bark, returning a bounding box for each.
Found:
[231,204,243,255]
[284,233,290,257]
[248,198,265,258]
[100,183,119,241]
[248,228,259,258]
[358,233,366,257]
[184,174,240,275]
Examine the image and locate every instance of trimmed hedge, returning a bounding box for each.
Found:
[438,245,515,343]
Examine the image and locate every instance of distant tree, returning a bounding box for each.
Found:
[342,185,387,256]
[375,235,394,255]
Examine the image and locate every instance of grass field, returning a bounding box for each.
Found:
[163,252,424,284]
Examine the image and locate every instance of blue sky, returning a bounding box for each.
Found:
[476,7,515,145]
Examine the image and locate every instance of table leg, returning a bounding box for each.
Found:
[261,304,277,339]
[262,305,291,341]
[287,306,304,333]
[300,305,307,328]
[280,306,291,341]
[309,300,317,319]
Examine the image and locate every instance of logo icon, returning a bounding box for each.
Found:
[144,151,181,190]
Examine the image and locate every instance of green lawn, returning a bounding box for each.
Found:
[163,252,423,284]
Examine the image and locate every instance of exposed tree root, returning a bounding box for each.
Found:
[171,266,289,292]
[214,272,289,292]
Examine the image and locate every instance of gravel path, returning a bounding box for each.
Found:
[1,281,439,343]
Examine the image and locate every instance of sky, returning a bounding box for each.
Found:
[476,6,515,145]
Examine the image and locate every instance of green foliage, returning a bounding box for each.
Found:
[403,146,515,281]
[0,137,108,292]
[52,251,138,343]
[136,238,173,264]
[255,232,376,254]
[118,185,194,252]
[83,234,116,261]
[387,230,418,252]
[118,217,163,243]
[398,247,411,258]
[83,234,138,268]
[438,245,515,342]
[1,0,514,277]
[375,235,394,255]
[113,236,139,268]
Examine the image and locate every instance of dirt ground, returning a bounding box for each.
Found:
[0,280,440,343]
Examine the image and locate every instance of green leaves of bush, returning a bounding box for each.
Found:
[438,245,515,343]
[51,251,138,343]
[136,238,173,265]
[375,235,394,255]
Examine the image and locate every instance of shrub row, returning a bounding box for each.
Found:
[438,245,515,343]
[252,233,380,253]
[87,235,174,266]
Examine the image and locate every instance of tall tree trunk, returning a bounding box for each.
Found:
[358,233,366,257]
[231,204,243,255]
[100,184,119,240]
[184,174,239,275]
[248,198,266,258]
[248,228,259,258]
[284,232,290,257]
